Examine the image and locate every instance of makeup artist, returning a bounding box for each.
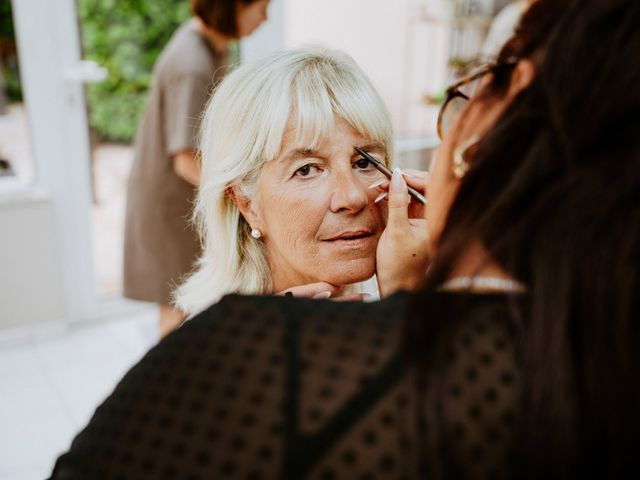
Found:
[123,0,269,337]
[51,0,640,477]
[173,48,395,316]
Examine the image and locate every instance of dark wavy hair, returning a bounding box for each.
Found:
[420,0,640,476]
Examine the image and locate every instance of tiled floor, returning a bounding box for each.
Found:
[0,308,157,480]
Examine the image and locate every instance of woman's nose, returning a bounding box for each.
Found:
[329,171,368,213]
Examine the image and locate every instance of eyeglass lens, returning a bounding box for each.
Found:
[440,95,468,138]
[439,76,484,139]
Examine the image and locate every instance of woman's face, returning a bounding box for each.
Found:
[248,118,388,291]
[236,0,269,38]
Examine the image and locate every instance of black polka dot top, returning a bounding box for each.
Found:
[49,291,522,479]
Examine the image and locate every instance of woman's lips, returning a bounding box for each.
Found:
[322,230,377,249]
[323,230,372,241]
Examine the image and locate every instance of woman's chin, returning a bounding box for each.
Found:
[320,260,376,287]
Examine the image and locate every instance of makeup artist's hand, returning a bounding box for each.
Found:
[276,282,369,301]
[370,168,427,219]
[375,168,430,297]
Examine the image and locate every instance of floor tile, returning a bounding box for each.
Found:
[0,407,75,471]
[0,347,64,423]
[0,309,156,478]
[0,463,53,480]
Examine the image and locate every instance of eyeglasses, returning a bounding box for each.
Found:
[437,58,519,140]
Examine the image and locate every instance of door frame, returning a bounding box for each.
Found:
[11,0,97,323]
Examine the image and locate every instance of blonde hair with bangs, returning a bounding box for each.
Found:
[174,48,393,315]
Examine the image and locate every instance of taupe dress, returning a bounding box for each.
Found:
[123,19,228,304]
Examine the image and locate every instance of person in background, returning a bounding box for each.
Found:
[123,0,269,338]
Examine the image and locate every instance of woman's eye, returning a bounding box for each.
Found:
[355,158,372,169]
[296,165,311,176]
[294,164,319,177]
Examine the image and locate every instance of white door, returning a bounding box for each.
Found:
[10,0,101,324]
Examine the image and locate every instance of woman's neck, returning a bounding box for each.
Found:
[193,17,229,54]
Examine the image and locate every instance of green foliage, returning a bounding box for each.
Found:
[0,0,21,101]
[0,0,14,40]
[3,56,21,101]
[78,0,191,142]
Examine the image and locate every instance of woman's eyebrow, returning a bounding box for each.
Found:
[354,142,385,155]
[280,142,384,164]
[280,148,321,164]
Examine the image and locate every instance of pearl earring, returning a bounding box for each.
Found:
[250,228,262,239]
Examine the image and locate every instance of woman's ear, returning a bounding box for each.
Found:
[226,186,264,231]
[508,59,536,98]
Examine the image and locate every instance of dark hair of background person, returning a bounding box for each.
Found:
[413,0,640,477]
[191,0,258,37]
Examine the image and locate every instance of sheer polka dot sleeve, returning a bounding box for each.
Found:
[438,302,521,479]
[49,295,290,479]
[48,292,521,479]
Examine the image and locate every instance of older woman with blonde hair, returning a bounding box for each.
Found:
[174,48,394,316]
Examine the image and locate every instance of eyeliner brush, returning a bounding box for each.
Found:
[354,146,426,205]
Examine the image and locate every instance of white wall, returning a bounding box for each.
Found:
[240,0,285,62]
[0,190,65,329]
[244,0,499,141]
[283,0,449,139]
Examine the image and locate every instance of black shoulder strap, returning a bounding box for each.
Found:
[282,314,403,479]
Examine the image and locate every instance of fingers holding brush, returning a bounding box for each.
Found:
[355,146,427,208]
[375,168,430,297]
[370,169,428,219]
